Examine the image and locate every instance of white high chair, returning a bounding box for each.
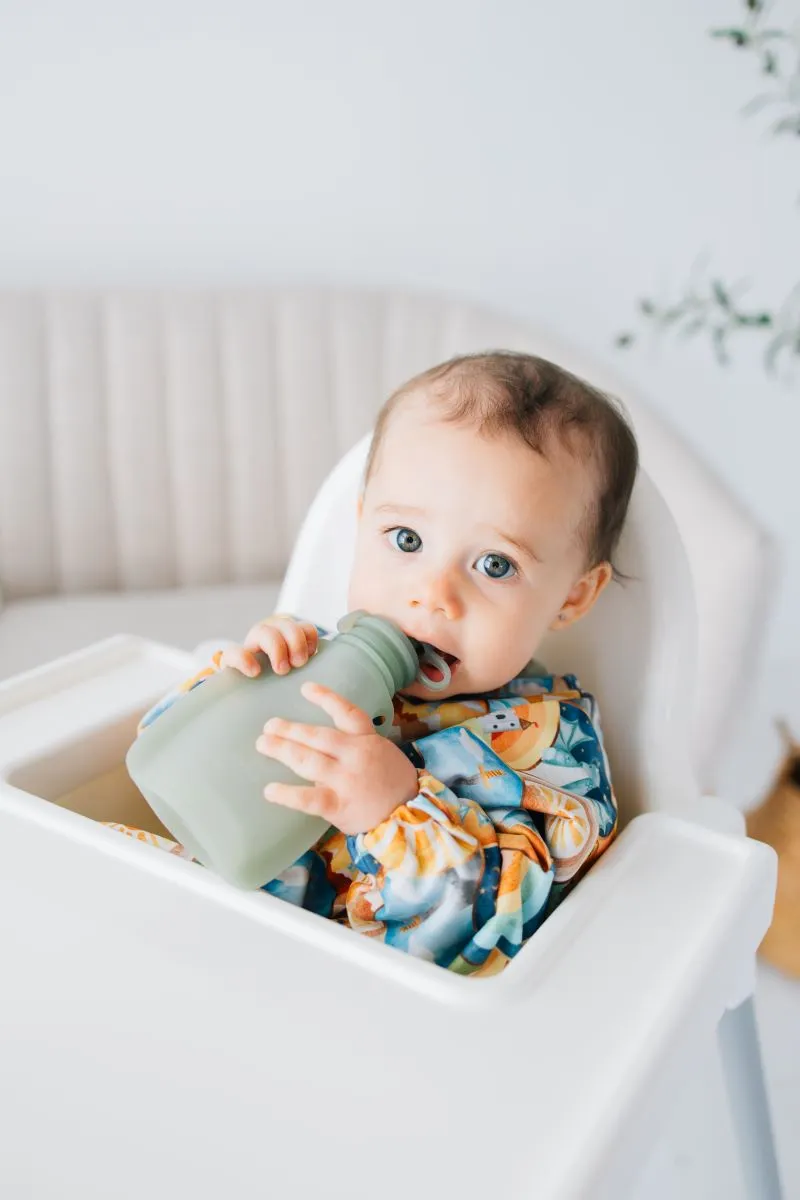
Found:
[0,435,780,1199]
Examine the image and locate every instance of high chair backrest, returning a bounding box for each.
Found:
[277,433,700,825]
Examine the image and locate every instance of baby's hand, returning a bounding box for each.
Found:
[257,682,419,835]
[220,615,319,678]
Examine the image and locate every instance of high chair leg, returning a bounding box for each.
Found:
[718,997,783,1200]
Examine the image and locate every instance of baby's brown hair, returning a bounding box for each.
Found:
[363,351,639,574]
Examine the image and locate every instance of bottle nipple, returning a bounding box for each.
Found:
[409,639,453,692]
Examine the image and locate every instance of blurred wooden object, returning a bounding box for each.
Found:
[747,721,800,978]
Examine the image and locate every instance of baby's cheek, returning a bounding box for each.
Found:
[347,578,376,615]
[492,629,534,682]
[465,641,510,692]
[347,548,381,609]
[345,564,369,612]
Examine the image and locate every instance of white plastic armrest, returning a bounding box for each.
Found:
[497,812,777,1198]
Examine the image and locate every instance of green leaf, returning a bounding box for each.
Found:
[679,317,707,339]
[710,28,749,47]
[742,92,781,116]
[771,114,800,137]
[737,311,773,328]
[757,30,791,42]
[639,298,656,316]
[661,305,689,327]
[712,280,731,310]
[711,326,731,366]
[764,332,791,374]
[615,333,635,349]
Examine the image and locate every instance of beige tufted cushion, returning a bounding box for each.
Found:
[0,289,508,598]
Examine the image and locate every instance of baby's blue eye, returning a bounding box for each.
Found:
[476,552,516,580]
[388,527,422,553]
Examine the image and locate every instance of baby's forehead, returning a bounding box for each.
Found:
[383,385,446,428]
[369,412,595,556]
[381,392,592,477]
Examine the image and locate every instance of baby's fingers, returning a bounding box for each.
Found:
[270,617,319,667]
[245,617,318,674]
[220,645,262,676]
[257,731,337,784]
[264,781,340,823]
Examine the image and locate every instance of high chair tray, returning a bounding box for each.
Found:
[0,637,777,1200]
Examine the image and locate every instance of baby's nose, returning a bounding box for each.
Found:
[408,570,464,620]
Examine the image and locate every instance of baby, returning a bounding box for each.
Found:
[124,351,638,977]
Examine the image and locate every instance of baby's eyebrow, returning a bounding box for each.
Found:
[492,528,542,564]
[375,503,425,515]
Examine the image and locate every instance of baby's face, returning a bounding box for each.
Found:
[347,391,605,701]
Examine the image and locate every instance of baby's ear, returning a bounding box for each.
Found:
[549,562,612,631]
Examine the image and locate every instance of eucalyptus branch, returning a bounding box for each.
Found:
[615,278,792,368]
[712,0,800,139]
[618,0,800,375]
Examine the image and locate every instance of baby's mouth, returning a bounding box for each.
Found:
[407,638,460,691]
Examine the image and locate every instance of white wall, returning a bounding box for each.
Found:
[2,0,798,662]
